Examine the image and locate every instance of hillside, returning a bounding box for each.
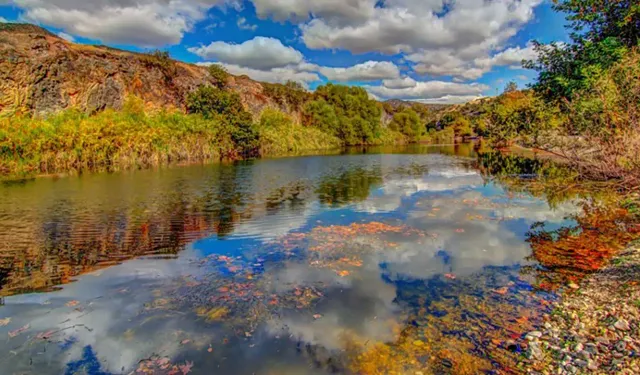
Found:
[0,23,276,117]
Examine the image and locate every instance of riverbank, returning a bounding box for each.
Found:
[0,105,410,180]
[521,237,640,374]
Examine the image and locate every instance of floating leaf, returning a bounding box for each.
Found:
[313,314,323,319]
[66,300,80,307]
[0,317,10,326]
[493,287,509,295]
[8,324,29,338]
[36,330,56,340]
[179,361,194,374]
[195,306,229,322]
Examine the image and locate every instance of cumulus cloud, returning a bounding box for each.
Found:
[365,80,488,101]
[254,0,543,80]
[251,0,376,24]
[189,36,304,70]
[299,0,542,53]
[382,77,417,89]
[474,43,538,70]
[9,0,239,47]
[318,61,400,82]
[198,62,321,85]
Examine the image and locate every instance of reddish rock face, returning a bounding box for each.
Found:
[0,23,276,117]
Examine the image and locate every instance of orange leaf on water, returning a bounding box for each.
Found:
[493,287,509,295]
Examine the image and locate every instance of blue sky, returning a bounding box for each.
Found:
[0,0,570,103]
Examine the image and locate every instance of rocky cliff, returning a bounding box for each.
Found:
[0,23,275,117]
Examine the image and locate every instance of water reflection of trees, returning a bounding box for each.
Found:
[479,150,639,289]
[0,161,384,297]
[315,167,383,207]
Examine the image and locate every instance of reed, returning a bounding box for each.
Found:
[0,103,230,177]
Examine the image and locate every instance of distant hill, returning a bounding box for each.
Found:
[384,99,451,112]
[0,23,278,116]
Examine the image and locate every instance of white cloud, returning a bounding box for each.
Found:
[0,16,7,23]
[382,77,417,89]
[365,80,488,101]
[251,0,376,24]
[255,0,543,80]
[198,62,321,85]
[474,43,538,70]
[56,31,75,42]
[10,0,237,47]
[318,61,400,82]
[408,41,538,80]
[189,37,304,70]
[299,0,542,53]
[237,17,257,31]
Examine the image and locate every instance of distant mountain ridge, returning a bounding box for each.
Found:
[384,99,451,112]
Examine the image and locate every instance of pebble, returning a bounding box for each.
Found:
[526,331,543,340]
[528,342,544,360]
[574,359,587,368]
[614,319,631,331]
[616,341,627,352]
[578,350,591,360]
[585,343,598,354]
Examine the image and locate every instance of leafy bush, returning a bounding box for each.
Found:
[389,108,424,142]
[208,64,229,89]
[484,90,559,146]
[303,84,381,145]
[561,49,640,184]
[256,109,341,154]
[0,97,228,176]
[141,50,177,80]
[262,81,310,111]
[430,127,455,144]
[186,86,258,153]
[451,116,473,138]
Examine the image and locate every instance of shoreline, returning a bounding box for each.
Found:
[520,239,640,374]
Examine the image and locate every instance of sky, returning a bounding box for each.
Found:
[0,0,570,104]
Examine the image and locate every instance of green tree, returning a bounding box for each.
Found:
[208,64,229,89]
[303,84,381,145]
[503,81,518,94]
[525,0,637,102]
[554,0,639,48]
[186,86,258,153]
[389,109,423,142]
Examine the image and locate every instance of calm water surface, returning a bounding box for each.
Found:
[0,145,587,374]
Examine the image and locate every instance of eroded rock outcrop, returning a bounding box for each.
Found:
[0,23,274,116]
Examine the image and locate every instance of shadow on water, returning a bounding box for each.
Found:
[0,144,637,375]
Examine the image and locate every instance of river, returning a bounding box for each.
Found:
[0,144,626,374]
